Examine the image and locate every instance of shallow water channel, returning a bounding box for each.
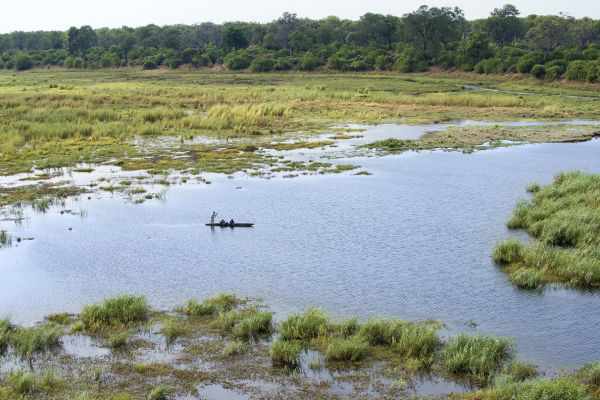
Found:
[1,122,600,378]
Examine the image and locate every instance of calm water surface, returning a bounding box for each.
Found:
[1,136,600,372]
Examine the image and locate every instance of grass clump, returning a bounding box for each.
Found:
[0,318,11,354]
[12,325,63,365]
[184,293,237,317]
[278,307,329,341]
[147,385,170,400]
[233,311,273,339]
[108,330,130,349]
[0,230,11,247]
[81,294,149,332]
[493,172,600,288]
[270,339,303,367]
[4,371,37,395]
[576,360,600,386]
[440,333,514,385]
[223,340,246,356]
[470,378,591,400]
[506,361,538,381]
[325,336,370,362]
[161,317,185,342]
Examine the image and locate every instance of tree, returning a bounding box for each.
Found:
[356,13,399,49]
[222,26,249,50]
[67,26,98,55]
[14,53,33,71]
[485,4,525,47]
[526,16,574,60]
[456,32,494,70]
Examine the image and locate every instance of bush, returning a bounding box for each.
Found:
[325,336,370,362]
[298,53,323,71]
[270,339,303,367]
[516,55,542,74]
[224,50,252,70]
[440,333,514,385]
[278,307,329,341]
[586,60,600,82]
[395,47,427,73]
[142,58,158,70]
[250,57,275,72]
[566,61,588,81]
[14,53,33,71]
[274,57,292,71]
[81,295,149,331]
[530,64,546,79]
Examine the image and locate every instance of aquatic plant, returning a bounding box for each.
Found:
[493,172,600,288]
[0,318,11,355]
[270,339,303,367]
[325,336,370,362]
[233,311,273,339]
[440,333,514,385]
[0,230,11,247]
[81,294,149,332]
[184,293,237,317]
[147,384,170,400]
[278,307,329,341]
[161,317,185,342]
[223,340,246,356]
[4,371,37,395]
[108,330,130,349]
[469,378,591,400]
[576,360,600,386]
[506,361,538,381]
[12,325,63,366]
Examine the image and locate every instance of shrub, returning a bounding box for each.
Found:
[250,57,275,72]
[325,336,370,362]
[143,58,158,70]
[530,64,546,79]
[14,53,33,71]
[270,339,303,367]
[395,47,427,73]
[298,53,323,71]
[566,61,588,81]
[546,66,562,80]
[81,295,149,332]
[274,57,292,71]
[224,50,252,70]
[440,333,514,385]
[184,293,237,317]
[278,307,329,341]
[516,55,542,74]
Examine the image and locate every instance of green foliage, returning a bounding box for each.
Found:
[0,318,11,354]
[506,361,539,381]
[12,325,63,361]
[531,64,546,78]
[278,307,329,341]
[147,385,170,400]
[108,330,130,349]
[440,333,514,385]
[577,361,600,386]
[325,336,370,362]
[81,295,149,332]
[14,53,33,71]
[270,339,303,367]
[223,340,246,356]
[161,317,185,341]
[482,378,591,400]
[233,311,273,339]
[566,60,588,81]
[224,50,252,70]
[184,293,237,317]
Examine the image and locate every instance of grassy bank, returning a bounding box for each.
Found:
[1,293,599,399]
[493,171,600,289]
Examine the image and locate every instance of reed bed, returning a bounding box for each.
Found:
[81,294,149,332]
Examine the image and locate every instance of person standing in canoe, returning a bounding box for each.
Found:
[210,211,218,225]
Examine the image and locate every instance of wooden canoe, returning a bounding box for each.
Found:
[206,223,254,227]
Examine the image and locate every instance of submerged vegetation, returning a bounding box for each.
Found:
[0,293,598,399]
[493,171,600,288]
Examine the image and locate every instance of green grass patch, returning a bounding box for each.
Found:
[440,333,514,386]
[278,307,329,341]
[81,294,149,333]
[233,311,273,339]
[325,336,370,362]
[183,293,238,317]
[270,339,303,367]
[12,325,63,364]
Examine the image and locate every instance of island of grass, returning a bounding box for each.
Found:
[493,171,600,289]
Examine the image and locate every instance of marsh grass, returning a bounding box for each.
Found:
[161,317,185,342]
[108,330,130,349]
[223,340,246,356]
[0,230,11,247]
[440,333,514,386]
[278,307,329,341]
[270,339,303,367]
[12,325,63,366]
[468,378,590,400]
[148,384,170,400]
[576,361,600,386]
[506,361,538,382]
[81,295,149,333]
[494,172,600,288]
[233,311,273,339]
[325,336,370,362]
[0,318,11,354]
[184,293,238,317]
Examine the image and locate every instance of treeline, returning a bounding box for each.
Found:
[2,5,600,81]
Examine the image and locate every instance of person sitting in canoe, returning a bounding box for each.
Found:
[210,211,218,225]
[229,219,235,225]
[219,219,226,226]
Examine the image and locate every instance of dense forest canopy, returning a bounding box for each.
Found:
[2,5,600,81]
